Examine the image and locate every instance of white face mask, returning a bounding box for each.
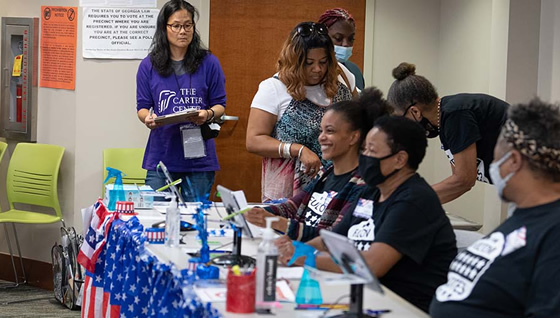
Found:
[334,45,353,63]
[489,151,515,201]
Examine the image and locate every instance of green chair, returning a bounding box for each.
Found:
[0,143,65,288]
[102,148,147,197]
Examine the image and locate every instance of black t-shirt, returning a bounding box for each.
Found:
[439,93,509,184]
[301,169,354,228]
[333,174,457,312]
[430,199,560,318]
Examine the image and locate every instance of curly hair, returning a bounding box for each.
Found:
[504,98,560,182]
[387,62,438,112]
[328,87,393,149]
[277,22,339,101]
[149,0,209,76]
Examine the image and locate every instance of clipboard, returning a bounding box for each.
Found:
[153,109,199,125]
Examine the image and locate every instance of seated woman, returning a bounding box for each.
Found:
[245,88,392,242]
[246,21,357,202]
[277,116,457,312]
[430,98,560,318]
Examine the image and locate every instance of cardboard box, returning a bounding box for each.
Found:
[104,184,154,209]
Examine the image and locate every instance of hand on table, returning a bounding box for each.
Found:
[245,207,275,228]
[275,235,304,266]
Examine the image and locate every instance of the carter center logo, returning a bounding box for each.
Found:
[158,90,176,113]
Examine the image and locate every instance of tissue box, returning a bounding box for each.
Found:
[104,184,154,209]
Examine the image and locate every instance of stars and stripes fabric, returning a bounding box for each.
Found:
[78,200,115,273]
[81,248,108,318]
[80,201,222,318]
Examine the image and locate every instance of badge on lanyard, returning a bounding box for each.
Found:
[181,124,206,159]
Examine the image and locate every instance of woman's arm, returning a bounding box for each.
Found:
[192,104,225,126]
[246,108,321,175]
[432,143,478,204]
[278,237,402,278]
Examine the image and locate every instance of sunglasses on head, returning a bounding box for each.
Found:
[296,22,328,37]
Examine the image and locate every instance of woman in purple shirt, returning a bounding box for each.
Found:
[136,0,226,201]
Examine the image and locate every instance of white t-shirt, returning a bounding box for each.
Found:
[250,62,356,119]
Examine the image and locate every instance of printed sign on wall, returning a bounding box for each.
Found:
[40,6,78,90]
[82,7,158,59]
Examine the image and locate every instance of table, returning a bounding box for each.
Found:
[446,213,482,231]
[136,205,429,318]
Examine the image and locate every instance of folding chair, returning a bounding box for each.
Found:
[0,143,65,297]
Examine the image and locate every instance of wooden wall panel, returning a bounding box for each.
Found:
[209,0,366,202]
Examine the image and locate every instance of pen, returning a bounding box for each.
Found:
[295,304,349,310]
[221,206,252,221]
[149,107,154,119]
[365,309,391,316]
[156,179,182,192]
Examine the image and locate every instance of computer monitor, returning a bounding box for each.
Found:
[211,185,255,267]
[320,230,384,318]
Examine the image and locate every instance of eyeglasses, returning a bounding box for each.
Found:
[295,22,328,38]
[402,102,416,117]
[167,23,194,33]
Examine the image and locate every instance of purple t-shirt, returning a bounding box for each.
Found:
[136,53,226,172]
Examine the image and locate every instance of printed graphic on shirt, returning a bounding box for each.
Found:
[304,191,337,227]
[435,232,505,302]
[158,90,176,113]
[348,219,375,251]
[158,88,203,113]
[443,148,489,183]
[353,198,373,219]
[501,226,526,257]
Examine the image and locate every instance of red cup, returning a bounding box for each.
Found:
[226,268,256,313]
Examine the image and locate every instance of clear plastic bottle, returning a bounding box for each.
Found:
[165,196,180,247]
[255,217,279,311]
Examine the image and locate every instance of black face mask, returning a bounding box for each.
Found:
[359,153,400,187]
[419,117,439,138]
[403,103,439,139]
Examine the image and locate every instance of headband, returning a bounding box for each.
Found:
[503,119,560,171]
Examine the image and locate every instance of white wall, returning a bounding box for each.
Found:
[436,0,510,232]
[539,0,560,103]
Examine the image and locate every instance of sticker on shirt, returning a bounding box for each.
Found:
[443,149,489,183]
[435,232,505,302]
[501,226,526,257]
[304,191,337,227]
[352,198,373,219]
[348,219,375,251]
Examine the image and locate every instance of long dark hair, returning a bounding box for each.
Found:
[149,0,209,76]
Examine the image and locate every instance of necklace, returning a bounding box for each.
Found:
[437,98,441,130]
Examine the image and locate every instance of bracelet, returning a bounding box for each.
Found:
[283,142,292,159]
[297,145,305,159]
[278,142,284,158]
[205,108,215,123]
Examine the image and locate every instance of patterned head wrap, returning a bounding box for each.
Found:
[503,119,560,171]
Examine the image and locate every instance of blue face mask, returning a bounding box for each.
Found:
[334,45,353,63]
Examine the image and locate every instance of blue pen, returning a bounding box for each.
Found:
[365,309,392,316]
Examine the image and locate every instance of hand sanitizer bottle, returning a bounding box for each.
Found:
[165,196,180,247]
[255,217,279,311]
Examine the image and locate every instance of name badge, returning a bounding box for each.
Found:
[353,198,373,219]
